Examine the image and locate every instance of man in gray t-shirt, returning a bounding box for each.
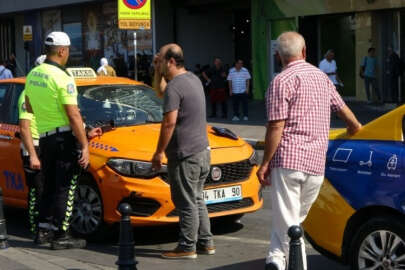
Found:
[152,43,215,259]
[164,72,208,159]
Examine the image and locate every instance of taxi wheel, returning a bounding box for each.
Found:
[71,176,104,238]
[350,216,405,270]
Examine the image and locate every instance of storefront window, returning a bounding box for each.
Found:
[100,1,153,82]
[42,9,62,38]
[39,1,154,82]
[63,22,83,65]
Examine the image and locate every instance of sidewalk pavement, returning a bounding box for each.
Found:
[0,245,114,270]
[208,98,397,148]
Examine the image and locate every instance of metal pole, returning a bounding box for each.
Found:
[0,187,9,249]
[133,31,138,81]
[288,225,304,270]
[116,203,137,270]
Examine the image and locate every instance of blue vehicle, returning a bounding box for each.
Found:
[303,105,405,270]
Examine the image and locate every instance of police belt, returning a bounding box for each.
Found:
[39,125,71,138]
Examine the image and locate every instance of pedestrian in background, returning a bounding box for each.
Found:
[227,59,251,121]
[25,32,90,250]
[6,54,17,77]
[256,32,362,270]
[319,49,344,92]
[0,59,13,79]
[97,57,116,77]
[385,46,401,103]
[152,43,215,259]
[360,47,381,103]
[202,58,228,118]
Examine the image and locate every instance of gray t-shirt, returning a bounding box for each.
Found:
[164,72,209,160]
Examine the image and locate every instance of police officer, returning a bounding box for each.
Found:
[25,32,90,250]
[19,55,52,244]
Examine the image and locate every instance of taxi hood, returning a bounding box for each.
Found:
[90,124,246,160]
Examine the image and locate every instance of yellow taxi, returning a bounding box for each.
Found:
[0,68,263,237]
[303,105,405,269]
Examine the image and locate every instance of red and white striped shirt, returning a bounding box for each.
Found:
[266,60,345,175]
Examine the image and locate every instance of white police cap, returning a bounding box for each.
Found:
[44,32,71,46]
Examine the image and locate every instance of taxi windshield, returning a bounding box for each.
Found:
[78,84,163,127]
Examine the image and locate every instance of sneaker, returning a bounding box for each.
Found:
[51,234,86,250]
[161,247,197,259]
[197,245,216,255]
[243,116,248,121]
[232,116,240,121]
[265,262,279,270]
[34,229,54,245]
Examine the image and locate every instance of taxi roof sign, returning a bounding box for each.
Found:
[67,68,97,79]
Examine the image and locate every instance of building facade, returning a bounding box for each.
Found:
[0,0,250,85]
[252,0,405,103]
[0,0,155,83]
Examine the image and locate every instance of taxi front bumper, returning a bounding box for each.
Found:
[96,164,263,226]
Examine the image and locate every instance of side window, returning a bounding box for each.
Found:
[9,84,24,125]
[0,84,13,123]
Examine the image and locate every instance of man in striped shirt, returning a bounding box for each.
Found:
[227,59,251,121]
[257,32,362,270]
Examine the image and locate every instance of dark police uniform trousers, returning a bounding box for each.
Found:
[39,130,81,233]
[21,146,44,234]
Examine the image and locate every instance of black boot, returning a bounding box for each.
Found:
[34,229,54,245]
[51,231,86,250]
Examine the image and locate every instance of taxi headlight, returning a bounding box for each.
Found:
[107,158,167,178]
[249,150,259,165]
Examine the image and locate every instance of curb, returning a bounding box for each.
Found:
[243,138,265,149]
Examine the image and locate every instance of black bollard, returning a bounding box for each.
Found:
[116,203,138,270]
[0,187,9,249]
[288,225,304,270]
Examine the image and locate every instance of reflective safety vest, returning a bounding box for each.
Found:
[25,61,78,134]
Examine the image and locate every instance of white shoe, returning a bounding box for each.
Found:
[232,116,239,121]
[243,116,248,121]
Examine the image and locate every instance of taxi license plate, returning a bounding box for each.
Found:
[203,185,242,205]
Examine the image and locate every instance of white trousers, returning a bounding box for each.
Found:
[266,168,323,270]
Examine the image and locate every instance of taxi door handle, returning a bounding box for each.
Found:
[0,134,12,140]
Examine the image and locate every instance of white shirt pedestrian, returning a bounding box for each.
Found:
[319,59,338,85]
[227,67,251,94]
[0,65,13,80]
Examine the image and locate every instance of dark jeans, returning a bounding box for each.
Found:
[386,75,399,102]
[21,146,44,234]
[232,93,248,117]
[167,149,213,252]
[211,101,227,117]
[39,131,81,233]
[364,76,381,102]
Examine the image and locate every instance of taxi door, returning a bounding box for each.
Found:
[0,83,27,208]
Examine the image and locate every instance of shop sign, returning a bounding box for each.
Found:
[118,0,151,30]
[23,25,33,41]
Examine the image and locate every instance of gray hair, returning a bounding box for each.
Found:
[276,32,306,60]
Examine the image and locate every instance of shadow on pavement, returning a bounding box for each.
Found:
[3,205,245,259]
[206,255,349,270]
